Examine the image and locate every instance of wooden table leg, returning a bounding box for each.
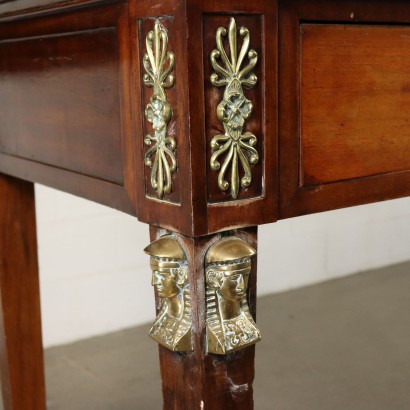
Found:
[0,175,46,410]
[149,226,258,410]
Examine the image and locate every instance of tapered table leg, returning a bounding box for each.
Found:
[149,226,258,410]
[0,175,46,410]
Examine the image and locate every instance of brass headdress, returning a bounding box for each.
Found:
[206,237,256,271]
[144,235,185,269]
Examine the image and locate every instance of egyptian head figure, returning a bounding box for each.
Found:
[144,235,192,352]
[205,236,261,355]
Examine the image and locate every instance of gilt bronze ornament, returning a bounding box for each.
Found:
[210,18,259,199]
[205,237,261,355]
[144,236,192,352]
[143,20,177,199]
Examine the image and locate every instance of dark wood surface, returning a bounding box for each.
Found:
[203,0,278,234]
[150,226,258,410]
[279,0,410,219]
[0,0,409,409]
[0,2,136,215]
[129,0,196,235]
[0,24,123,184]
[301,24,410,186]
[1,0,408,235]
[130,0,278,236]
[0,175,46,410]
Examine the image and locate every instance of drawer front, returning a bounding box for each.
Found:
[279,0,410,219]
[0,3,135,214]
[301,24,410,186]
[0,27,123,184]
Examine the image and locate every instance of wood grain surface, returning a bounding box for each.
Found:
[130,0,278,236]
[0,174,46,410]
[0,0,409,235]
[279,0,410,220]
[301,24,410,186]
[201,0,278,233]
[0,0,278,236]
[0,27,123,184]
[0,2,136,215]
[0,0,410,409]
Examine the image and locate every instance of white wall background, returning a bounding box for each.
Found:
[35,184,410,348]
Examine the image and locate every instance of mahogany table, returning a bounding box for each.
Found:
[0,0,409,408]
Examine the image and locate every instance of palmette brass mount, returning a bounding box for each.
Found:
[205,237,261,355]
[143,20,177,200]
[144,236,192,352]
[210,18,259,199]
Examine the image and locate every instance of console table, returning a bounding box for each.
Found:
[0,0,409,408]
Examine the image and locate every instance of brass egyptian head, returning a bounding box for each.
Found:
[205,236,261,355]
[145,236,187,299]
[144,235,192,352]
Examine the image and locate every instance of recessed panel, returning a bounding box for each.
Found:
[301,24,410,186]
[0,27,124,184]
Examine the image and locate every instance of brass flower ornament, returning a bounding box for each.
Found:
[143,20,177,199]
[210,18,259,199]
